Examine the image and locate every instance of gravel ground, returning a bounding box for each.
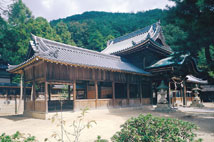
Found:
[0,103,214,142]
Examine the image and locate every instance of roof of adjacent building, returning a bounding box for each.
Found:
[101,21,172,55]
[147,54,189,69]
[8,35,150,75]
[200,85,214,92]
[186,75,208,84]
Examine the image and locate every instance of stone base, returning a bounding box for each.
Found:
[24,111,47,119]
[155,104,176,112]
[190,102,204,108]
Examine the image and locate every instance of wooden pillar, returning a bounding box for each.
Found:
[73,81,76,110]
[139,83,143,105]
[32,80,36,111]
[68,85,71,100]
[18,73,23,113]
[44,61,48,113]
[15,94,17,114]
[183,81,187,106]
[6,89,8,103]
[30,84,33,101]
[180,88,183,104]
[86,82,88,99]
[150,81,153,105]
[98,84,101,99]
[95,81,98,108]
[127,83,130,106]
[168,81,171,107]
[48,84,51,101]
[32,67,36,111]
[45,82,48,113]
[112,82,115,107]
[23,71,26,111]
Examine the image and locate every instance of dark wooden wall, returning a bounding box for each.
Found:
[44,62,150,84]
[121,46,166,70]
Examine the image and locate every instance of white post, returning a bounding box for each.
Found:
[18,74,23,113]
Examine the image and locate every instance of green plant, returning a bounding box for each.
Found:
[94,135,109,142]
[111,114,202,142]
[49,107,96,142]
[0,131,37,142]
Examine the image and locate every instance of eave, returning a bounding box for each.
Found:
[8,55,151,77]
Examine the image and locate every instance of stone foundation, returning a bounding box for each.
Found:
[155,103,175,112]
[24,111,47,119]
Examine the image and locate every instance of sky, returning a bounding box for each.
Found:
[22,0,175,21]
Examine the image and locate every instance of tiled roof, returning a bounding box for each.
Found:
[102,22,172,54]
[8,35,150,75]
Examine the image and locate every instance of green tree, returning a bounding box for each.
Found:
[30,17,61,42]
[55,21,76,46]
[0,0,61,64]
[0,16,19,64]
[8,0,33,26]
[162,24,187,52]
[88,30,104,51]
[166,0,214,79]
[68,22,89,48]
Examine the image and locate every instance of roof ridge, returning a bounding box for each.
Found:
[109,22,158,44]
[32,34,123,61]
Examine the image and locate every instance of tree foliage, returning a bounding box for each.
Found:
[0,0,213,81]
[166,0,214,80]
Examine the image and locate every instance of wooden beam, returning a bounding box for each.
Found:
[95,81,98,108]
[112,82,115,107]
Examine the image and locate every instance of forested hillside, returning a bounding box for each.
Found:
[0,0,213,81]
[50,10,167,51]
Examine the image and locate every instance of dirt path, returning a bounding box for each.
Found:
[0,103,214,142]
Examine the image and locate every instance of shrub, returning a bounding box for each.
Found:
[111,114,202,142]
[94,135,109,142]
[0,131,37,142]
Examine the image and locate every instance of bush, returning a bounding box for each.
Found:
[111,114,202,142]
[94,135,109,142]
[0,131,37,142]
